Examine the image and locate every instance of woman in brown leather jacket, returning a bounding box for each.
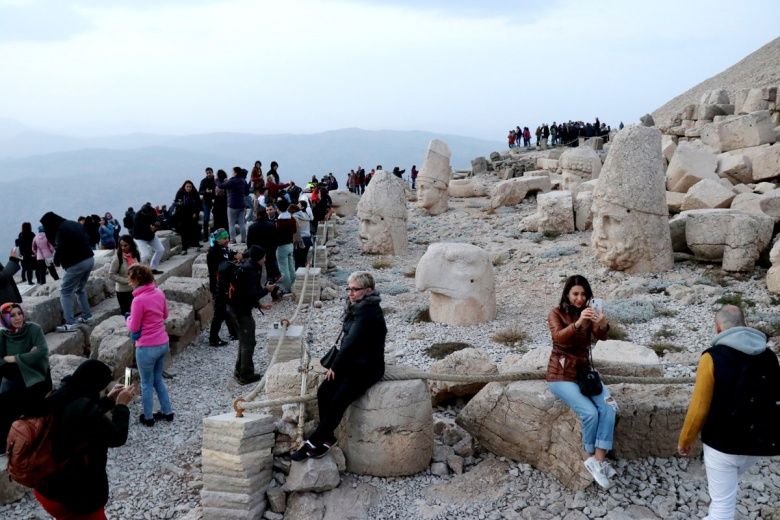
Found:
[546,275,617,489]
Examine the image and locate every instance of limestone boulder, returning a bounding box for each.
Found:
[284,455,340,493]
[89,315,129,352]
[739,88,770,113]
[640,114,655,127]
[160,276,211,310]
[191,263,209,279]
[448,178,490,198]
[265,359,323,416]
[428,348,498,405]
[164,300,196,337]
[23,296,64,334]
[701,110,777,153]
[336,375,433,477]
[700,88,730,105]
[768,238,780,294]
[661,135,677,164]
[471,157,488,175]
[46,329,88,357]
[666,142,718,193]
[574,190,593,231]
[535,191,575,234]
[457,381,694,490]
[680,179,735,211]
[559,147,602,192]
[356,170,407,255]
[415,243,496,326]
[684,209,774,271]
[745,143,780,182]
[508,342,662,378]
[666,191,685,213]
[717,152,752,184]
[92,334,134,378]
[592,126,673,273]
[489,175,551,208]
[328,190,360,218]
[48,354,87,388]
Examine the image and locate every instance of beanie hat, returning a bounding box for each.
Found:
[209,228,229,247]
[245,245,266,262]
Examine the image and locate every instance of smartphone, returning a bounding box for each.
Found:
[591,298,604,314]
[124,367,132,387]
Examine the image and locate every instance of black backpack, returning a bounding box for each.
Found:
[216,261,245,307]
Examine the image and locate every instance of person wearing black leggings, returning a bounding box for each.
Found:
[291,271,386,460]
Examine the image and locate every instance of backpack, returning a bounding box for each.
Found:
[217,261,245,306]
[6,415,63,488]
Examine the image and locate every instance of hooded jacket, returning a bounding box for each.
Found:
[0,258,22,304]
[40,212,93,269]
[332,292,386,377]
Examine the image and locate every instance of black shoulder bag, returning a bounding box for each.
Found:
[576,343,603,397]
[320,329,344,369]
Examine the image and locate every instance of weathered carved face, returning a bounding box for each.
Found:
[417,177,446,210]
[358,212,392,254]
[592,202,640,271]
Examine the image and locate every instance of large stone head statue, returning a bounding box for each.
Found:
[356,170,408,255]
[417,139,452,215]
[592,125,673,273]
[415,242,496,326]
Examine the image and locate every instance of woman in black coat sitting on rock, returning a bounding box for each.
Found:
[291,271,386,461]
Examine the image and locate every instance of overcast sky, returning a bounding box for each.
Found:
[1,0,778,140]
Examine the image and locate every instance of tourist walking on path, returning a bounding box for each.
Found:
[31,225,58,284]
[225,245,275,385]
[33,359,136,519]
[0,302,51,447]
[217,167,250,243]
[291,271,386,461]
[546,274,615,489]
[40,212,95,332]
[206,229,239,346]
[199,167,216,240]
[126,264,174,427]
[132,204,165,275]
[16,222,36,285]
[274,198,297,294]
[677,304,780,520]
[0,249,23,304]
[109,235,139,316]
[173,179,203,254]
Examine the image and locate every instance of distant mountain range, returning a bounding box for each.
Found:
[0,123,502,251]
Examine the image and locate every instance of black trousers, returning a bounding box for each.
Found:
[210,294,238,341]
[116,291,133,316]
[35,259,59,284]
[309,370,382,446]
[229,310,256,379]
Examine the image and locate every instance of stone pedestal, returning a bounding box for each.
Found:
[266,324,304,364]
[307,247,328,271]
[201,412,276,520]
[321,221,337,243]
[291,267,321,303]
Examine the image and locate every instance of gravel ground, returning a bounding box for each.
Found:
[3,192,779,519]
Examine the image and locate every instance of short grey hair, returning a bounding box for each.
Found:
[715,304,746,330]
[347,271,375,290]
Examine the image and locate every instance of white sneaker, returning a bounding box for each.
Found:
[601,460,617,479]
[584,456,611,489]
[56,324,79,333]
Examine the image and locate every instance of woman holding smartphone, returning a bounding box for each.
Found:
[546,275,616,489]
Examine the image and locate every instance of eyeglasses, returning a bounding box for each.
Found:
[345,286,364,293]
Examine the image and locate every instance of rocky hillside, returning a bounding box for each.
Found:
[652,37,780,126]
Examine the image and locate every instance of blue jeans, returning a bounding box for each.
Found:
[136,344,173,419]
[60,257,94,324]
[202,200,213,236]
[227,207,246,243]
[547,381,617,454]
[276,243,295,293]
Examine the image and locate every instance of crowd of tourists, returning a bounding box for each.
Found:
[507,118,614,149]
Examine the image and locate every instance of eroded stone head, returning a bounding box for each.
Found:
[417,139,452,215]
[415,242,496,325]
[356,170,408,254]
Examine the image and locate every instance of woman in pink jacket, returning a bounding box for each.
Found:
[126,264,174,427]
[31,225,59,284]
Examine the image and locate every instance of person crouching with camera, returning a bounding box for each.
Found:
[546,274,615,489]
[291,271,386,461]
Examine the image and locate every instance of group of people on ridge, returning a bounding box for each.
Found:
[507,118,612,148]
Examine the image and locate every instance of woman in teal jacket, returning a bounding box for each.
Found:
[0,301,51,445]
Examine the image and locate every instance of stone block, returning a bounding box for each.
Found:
[264,359,323,416]
[203,469,272,494]
[717,152,752,184]
[536,191,574,234]
[266,487,286,514]
[291,267,321,303]
[284,454,340,493]
[489,175,551,208]
[92,334,134,378]
[337,376,433,477]
[196,301,214,330]
[201,489,264,510]
[160,276,212,310]
[680,179,735,211]
[666,142,718,193]
[202,433,274,455]
[536,158,559,171]
[329,190,361,218]
[266,324,304,364]
[203,412,276,439]
[89,315,128,352]
[192,263,209,279]
[574,190,593,231]
[169,321,199,356]
[684,209,774,271]
[46,330,88,356]
[23,296,64,334]
[307,246,327,271]
[428,348,498,405]
[666,191,685,214]
[471,156,488,175]
[507,342,662,377]
[49,354,87,387]
[701,110,777,153]
[457,381,694,490]
[202,504,265,520]
[201,449,273,479]
[747,143,780,182]
[165,300,196,337]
